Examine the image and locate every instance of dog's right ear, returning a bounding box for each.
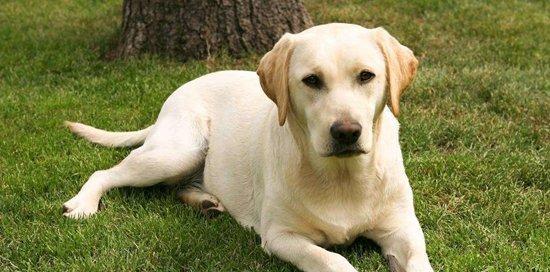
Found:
[257,33,295,126]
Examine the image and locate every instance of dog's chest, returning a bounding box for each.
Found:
[297,187,385,247]
[316,205,373,246]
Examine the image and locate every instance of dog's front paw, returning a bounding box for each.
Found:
[405,262,433,272]
[326,253,358,272]
[62,194,101,219]
[405,256,433,272]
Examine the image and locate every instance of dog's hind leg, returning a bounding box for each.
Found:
[177,185,225,218]
[63,115,208,219]
[62,145,204,219]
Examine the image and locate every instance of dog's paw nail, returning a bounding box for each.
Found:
[62,205,70,214]
[201,199,216,209]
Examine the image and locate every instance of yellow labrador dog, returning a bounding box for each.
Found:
[62,23,432,272]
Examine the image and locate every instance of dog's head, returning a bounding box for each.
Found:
[257,23,418,158]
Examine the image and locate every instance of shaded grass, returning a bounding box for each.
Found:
[0,0,548,271]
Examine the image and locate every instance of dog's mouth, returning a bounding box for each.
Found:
[321,145,367,158]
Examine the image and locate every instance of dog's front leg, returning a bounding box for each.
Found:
[368,216,433,272]
[263,228,357,272]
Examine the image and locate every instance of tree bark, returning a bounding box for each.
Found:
[112,0,313,60]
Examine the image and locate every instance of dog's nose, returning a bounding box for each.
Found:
[330,121,362,145]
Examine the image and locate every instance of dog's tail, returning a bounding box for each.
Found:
[64,121,153,148]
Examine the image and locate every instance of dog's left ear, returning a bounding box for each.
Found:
[257,33,295,126]
[374,27,419,116]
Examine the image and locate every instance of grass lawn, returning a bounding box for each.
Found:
[1,0,548,271]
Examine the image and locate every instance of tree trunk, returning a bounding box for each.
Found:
[112,0,313,60]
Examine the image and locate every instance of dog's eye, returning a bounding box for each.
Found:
[358,70,375,83]
[302,74,322,89]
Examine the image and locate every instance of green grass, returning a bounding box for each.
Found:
[0,0,548,271]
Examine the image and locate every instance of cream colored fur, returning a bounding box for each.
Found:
[62,23,432,272]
